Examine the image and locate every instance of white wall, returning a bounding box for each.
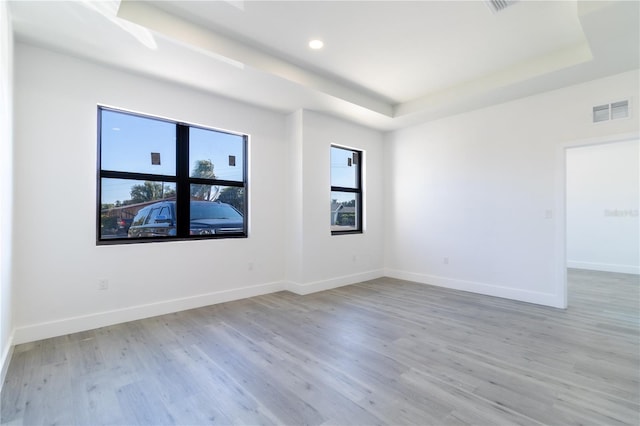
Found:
[285,110,304,285]
[385,70,639,307]
[0,0,15,380]
[12,44,289,343]
[9,39,638,346]
[285,110,385,292]
[12,44,387,344]
[567,139,639,274]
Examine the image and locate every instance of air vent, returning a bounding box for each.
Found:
[593,104,610,123]
[592,100,629,123]
[485,0,517,13]
[611,100,629,120]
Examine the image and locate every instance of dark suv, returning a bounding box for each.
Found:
[128,200,244,238]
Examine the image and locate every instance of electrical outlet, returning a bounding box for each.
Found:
[443,257,449,265]
[98,279,109,290]
[248,262,254,271]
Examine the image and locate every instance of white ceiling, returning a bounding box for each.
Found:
[8,0,640,130]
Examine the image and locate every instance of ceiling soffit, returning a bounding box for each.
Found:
[116,0,638,122]
[9,0,640,130]
[117,0,394,117]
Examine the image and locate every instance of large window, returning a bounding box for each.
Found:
[98,107,247,244]
[330,145,362,234]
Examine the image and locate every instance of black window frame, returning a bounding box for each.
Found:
[97,106,248,245]
[330,145,363,235]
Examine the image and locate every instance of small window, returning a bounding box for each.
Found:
[331,145,363,234]
[98,107,248,244]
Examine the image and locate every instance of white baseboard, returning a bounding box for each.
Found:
[384,269,563,308]
[10,267,567,346]
[12,281,286,345]
[1,331,15,392]
[285,269,384,295]
[11,270,387,345]
[567,261,639,275]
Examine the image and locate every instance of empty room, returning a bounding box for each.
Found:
[1,1,639,425]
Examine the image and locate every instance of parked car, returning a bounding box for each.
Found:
[128,200,244,238]
[100,216,133,239]
[116,217,133,235]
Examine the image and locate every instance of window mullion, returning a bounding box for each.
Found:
[176,124,190,237]
[100,170,177,182]
[331,186,360,193]
[189,177,245,187]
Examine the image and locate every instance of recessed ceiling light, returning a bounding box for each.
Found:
[309,39,324,50]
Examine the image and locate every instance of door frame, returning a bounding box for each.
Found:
[554,131,639,309]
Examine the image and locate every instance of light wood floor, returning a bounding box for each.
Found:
[2,269,638,425]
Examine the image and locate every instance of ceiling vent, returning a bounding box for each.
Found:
[593,100,630,123]
[485,0,517,14]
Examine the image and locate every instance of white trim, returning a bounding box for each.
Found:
[385,269,564,308]
[12,281,285,345]
[556,131,640,309]
[11,270,386,345]
[0,331,14,393]
[285,269,384,295]
[567,261,639,275]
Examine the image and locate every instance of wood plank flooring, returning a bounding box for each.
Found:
[2,269,638,425]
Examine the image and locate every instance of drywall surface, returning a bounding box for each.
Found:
[284,110,304,285]
[12,44,288,343]
[567,139,639,274]
[385,70,639,307]
[285,110,385,292]
[0,0,15,380]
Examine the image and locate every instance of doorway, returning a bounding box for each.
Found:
[559,134,639,308]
